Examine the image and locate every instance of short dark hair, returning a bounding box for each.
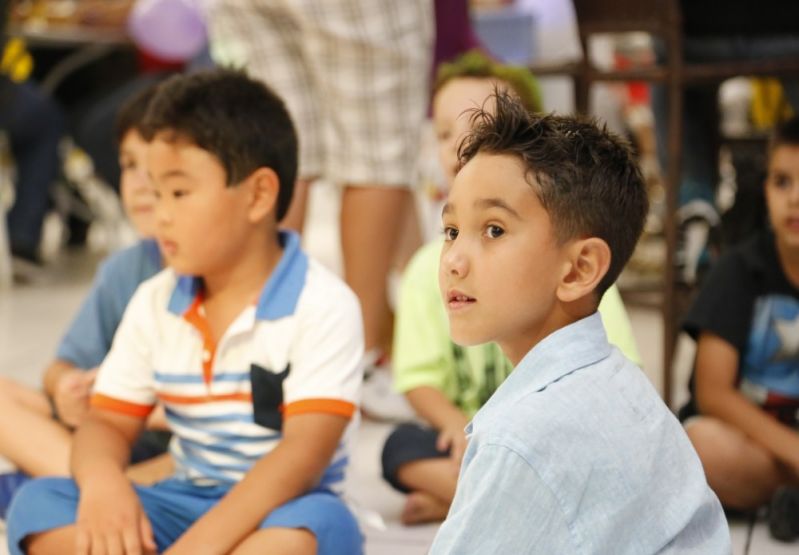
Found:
[141,69,298,221]
[115,84,158,143]
[458,91,649,296]
[768,116,799,160]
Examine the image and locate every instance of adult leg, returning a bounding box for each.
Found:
[302,0,432,353]
[341,186,411,351]
[208,0,324,238]
[0,377,71,476]
[687,416,791,509]
[2,81,65,259]
[279,178,312,234]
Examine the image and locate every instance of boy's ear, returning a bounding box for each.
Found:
[556,237,611,303]
[245,167,279,223]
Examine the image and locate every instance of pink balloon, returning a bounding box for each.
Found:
[128,0,207,62]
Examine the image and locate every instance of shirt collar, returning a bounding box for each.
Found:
[475,312,612,421]
[167,230,308,320]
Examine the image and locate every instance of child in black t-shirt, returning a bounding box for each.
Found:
[681,116,799,541]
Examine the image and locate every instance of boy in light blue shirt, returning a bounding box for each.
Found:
[0,86,169,511]
[430,92,730,554]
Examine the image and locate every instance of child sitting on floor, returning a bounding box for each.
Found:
[428,90,728,553]
[0,85,170,518]
[381,51,641,525]
[6,69,365,555]
[679,116,799,542]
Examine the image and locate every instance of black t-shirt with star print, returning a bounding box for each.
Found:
[680,230,799,423]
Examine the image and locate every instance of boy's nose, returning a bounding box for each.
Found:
[441,245,469,278]
[154,201,172,226]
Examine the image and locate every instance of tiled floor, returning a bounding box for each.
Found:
[0,182,795,553]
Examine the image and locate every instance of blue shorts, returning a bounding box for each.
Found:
[6,477,362,555]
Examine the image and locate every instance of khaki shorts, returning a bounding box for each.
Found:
[209,0,434,186]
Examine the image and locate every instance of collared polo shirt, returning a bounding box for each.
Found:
[430,312,730,554]
[91,232,364,490]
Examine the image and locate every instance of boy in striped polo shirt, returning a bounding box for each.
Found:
[7,69,364,555]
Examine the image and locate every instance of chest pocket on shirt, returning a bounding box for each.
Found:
[250,363,290,431]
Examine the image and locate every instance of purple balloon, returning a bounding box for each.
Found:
[128,0,207,62]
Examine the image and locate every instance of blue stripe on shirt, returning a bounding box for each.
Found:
[177,436,267,462]
[165,407,256,426]
[154,371,251,384]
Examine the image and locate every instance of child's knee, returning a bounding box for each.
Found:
[686,417,742,458]
[686,417,777,476]
[6,478,78,554]
[381,423,440,490]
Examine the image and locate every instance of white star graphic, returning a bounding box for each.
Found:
[772,315,799,363]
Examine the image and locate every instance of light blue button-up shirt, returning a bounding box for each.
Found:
[430,312,730,554]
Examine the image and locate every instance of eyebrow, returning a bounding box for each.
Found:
[475,198,521,219]
[156,169,192,181]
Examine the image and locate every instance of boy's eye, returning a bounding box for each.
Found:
[485,225,505,239]
[774,174,792,189]
[173,190,188,199]
[443,226,459,241]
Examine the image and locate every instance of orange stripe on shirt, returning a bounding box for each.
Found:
[157,391,253,405]
[284,399,356,419]
[91,393,154,418]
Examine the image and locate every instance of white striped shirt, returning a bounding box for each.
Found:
[92,232,364,490]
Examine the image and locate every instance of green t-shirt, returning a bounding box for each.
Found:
[393,240,641,418]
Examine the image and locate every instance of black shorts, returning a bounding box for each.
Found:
[380,423,448,493]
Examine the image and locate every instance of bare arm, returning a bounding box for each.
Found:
[406,386,470,467]
[406,386,469,431]
[72,408,156,555]
[695,332,799,471]
[72,408,142,483]
[165,413,349,555]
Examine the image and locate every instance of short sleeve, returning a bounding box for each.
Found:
[683,250,755,353]
[282,278,364,419]
[393,242,453,394]
[430,442,577,554]
[91,283,159,419]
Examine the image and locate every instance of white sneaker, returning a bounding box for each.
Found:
[360,353,416,422]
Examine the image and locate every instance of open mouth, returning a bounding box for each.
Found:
[447,290,476,309]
